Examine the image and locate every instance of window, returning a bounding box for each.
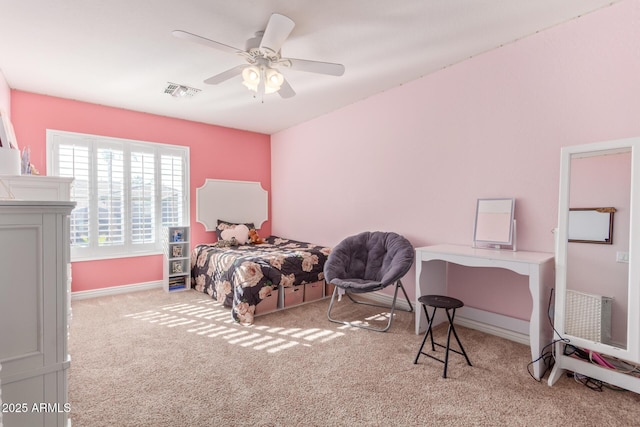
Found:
[47,130,189,261]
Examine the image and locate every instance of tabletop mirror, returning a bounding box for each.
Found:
[472,198,516,251]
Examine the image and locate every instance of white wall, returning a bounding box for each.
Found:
[0,70,10,118]
[271,0,640,320]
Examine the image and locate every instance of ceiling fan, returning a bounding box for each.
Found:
[172,13,345,99]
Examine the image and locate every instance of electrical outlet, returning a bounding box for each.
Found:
[616,251,630,263]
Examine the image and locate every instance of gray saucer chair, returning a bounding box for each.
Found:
[324,231,414,332]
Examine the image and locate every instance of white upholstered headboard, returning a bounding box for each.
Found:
[195,179,268,232]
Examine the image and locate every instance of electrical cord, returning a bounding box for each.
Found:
[527,287,569,381]
[527,340,557,381]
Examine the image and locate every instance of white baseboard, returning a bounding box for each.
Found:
[353,289,415,312]
[455,306,530,345]
[71,281,163,301]
[364,291,530,346]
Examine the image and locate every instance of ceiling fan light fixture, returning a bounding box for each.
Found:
[264,68,284,94]
[242,65,261,91]
[242,65,283,95]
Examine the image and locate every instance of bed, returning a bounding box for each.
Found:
[189,179,331,325]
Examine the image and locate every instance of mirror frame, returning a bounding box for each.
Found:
[473,197,515,249]
[556,138,640,363]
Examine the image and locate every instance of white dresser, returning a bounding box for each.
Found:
[0,175,74,427]
[0,200,75,427]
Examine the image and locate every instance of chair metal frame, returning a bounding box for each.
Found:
[326,279,414,332]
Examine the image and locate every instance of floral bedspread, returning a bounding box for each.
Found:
[190,236,331,325]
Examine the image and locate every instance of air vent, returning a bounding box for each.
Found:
[164,82,201,98]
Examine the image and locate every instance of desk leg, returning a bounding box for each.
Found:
[548,342,566,386]
[415,259,447,335]
[528,260,554,380]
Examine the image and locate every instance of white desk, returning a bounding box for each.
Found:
[415,244,554,380]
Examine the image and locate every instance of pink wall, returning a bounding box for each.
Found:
[10,91,271,292]
[271,1,640,320]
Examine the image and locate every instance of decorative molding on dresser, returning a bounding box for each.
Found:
[0,175,73,201]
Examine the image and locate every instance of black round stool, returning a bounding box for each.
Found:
[413,295,472,378]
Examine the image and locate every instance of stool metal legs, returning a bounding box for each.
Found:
[413,304,472,378]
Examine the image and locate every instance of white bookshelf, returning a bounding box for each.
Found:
[163,226,190,292]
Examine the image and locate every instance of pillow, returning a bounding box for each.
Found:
[220,224,250,245]
[216,220,253,244]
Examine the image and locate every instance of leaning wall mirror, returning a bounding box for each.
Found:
[473,198,515,250]
[556,140,638,360]
[568,207,616,244]
[549,138,640,394]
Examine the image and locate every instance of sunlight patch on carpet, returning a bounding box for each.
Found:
[124,298,345,353]
[329,311,395,330]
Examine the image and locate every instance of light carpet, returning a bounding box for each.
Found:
[68,289,640,426]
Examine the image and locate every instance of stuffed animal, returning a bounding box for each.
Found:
[248,228,265,244]
[213,237,239,248]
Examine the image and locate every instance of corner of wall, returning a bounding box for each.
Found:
[0,69,10,118]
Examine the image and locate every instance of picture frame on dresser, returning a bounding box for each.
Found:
[0,109,18,150]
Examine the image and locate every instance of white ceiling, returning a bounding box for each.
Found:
[0,0,618,135]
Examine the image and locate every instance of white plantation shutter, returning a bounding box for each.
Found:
[97,147,124,246]
[131,150,156,244]
[161,154,184,227]
[47,130,189,260]
[58,141,91,247]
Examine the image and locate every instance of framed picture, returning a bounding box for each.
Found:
[172,245,183,257]
[0,110,18,149]
[171,229,184,242]
[568,207,616,244]
[171,261,183,274]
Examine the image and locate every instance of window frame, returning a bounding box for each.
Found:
[47,129,190,261]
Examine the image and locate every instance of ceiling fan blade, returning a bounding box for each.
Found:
[278,78,296,99]
[204,64,246,85]
[172,30,242,55]
[286,58,345,76]
[259,13,295,54]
